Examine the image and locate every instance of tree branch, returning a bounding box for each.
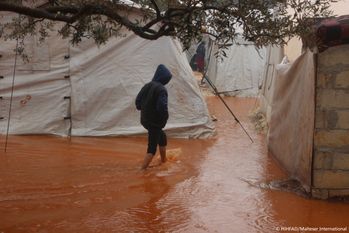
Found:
[150,0,160,18]
[0,2,71,21]
[0,0,338,49]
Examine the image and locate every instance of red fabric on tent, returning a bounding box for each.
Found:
[316,15,349,50]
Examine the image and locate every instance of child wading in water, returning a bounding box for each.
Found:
[135,64,172,170]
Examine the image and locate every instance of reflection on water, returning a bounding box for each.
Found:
[1,97,349,233]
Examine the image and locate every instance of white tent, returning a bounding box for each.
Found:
[0,11,214,138]
[206,38,268,97]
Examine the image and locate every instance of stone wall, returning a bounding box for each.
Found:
[313,44,349,199]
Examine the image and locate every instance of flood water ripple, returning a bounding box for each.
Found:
[1,97,349,232]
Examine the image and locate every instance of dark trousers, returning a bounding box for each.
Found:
[146,127,167,155]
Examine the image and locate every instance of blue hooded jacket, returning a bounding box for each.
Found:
[135,64,172,128]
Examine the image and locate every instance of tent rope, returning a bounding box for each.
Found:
[5,38,19,152]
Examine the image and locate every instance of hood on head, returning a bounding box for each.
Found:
[152,64,172,85]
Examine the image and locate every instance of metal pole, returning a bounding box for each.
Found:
[204,75,254,143]
[202,41,254,143]
[5,38,19,152]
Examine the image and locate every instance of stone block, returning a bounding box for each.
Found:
[313,152,332,169]
[326,110,338,129]
[336,111,349,129]
[314,129,349,150]
[316,110,349,129]
[335,70,349,89]
[315,109,326,129]
[313,169,349,189]
[311,188,329,199]
[328,189,349,197]
[318,45,349,67]
[317,73,333,88]
[313,152,349,170]
[316,89,349,109]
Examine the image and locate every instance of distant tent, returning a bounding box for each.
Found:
[0,9,214,138]
[206,37,268,97]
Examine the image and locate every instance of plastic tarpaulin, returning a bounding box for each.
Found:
[267,50,315,191]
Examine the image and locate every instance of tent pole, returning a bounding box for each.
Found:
[201,39,253,143]
[4,38,19,152]
[203,74,254,143]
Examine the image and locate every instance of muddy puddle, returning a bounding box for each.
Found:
[1,97,349,233]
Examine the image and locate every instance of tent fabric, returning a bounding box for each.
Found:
[0,30,71,135]
[68,33,214,137]
[206,40,267,97]
[267,50,315,191]
[0,13,214,138]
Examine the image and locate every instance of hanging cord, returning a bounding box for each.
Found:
[5,38,19,152]
[202,40,254,143]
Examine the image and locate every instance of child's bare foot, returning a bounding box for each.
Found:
[141,153,154,170]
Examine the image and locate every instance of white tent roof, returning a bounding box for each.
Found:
[0,14,214,138]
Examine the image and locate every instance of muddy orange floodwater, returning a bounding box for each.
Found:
[1,97,349,233]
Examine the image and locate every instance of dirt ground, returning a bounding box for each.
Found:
[1,94,349,232]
